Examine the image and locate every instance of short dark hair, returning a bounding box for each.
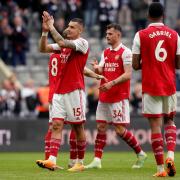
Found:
[107,23,122,32]
[148,2,164,19]
[71,18,84,27]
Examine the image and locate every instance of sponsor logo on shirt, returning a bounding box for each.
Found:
[104,62,119,72]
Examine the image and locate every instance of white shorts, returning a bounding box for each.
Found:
[96,99,130,125]
[52,89,86,124]
[49,104,52,123]
[142,93,177,118]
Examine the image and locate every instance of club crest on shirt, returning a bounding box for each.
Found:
[115,55,120,60]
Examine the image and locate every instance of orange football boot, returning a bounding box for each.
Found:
[165,158,176,177]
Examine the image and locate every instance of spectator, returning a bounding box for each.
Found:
[11,15,29,66]
[118,0,132,33]
[65,0,83,23]
[21,79,38,117]
[54,17,65,35]
[98,0,116,39]
[0,79,20,117]
[129,0,149,33]
[82,0,99,36]
[0,17,13,64]
[36,85,49,118]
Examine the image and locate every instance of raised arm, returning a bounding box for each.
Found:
[39,14,57,53]
[43,11,77,50]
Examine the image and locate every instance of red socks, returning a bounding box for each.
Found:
[165,125,176,152]
[120,129,141,154]
[151,133,164,165]
[94,133,106,158]
[49,138,61,157]
[44,130,52,160]
[69,130,77,160]
[77,140,86,160]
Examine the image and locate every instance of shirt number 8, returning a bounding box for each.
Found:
[51,58,58,76]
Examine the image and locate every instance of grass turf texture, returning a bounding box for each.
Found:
[0,152,180,180]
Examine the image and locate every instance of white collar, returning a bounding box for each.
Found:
[148,22,164,27]
[109,43,122,51]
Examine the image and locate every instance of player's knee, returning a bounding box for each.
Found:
[97,123,107,133]
[52,121,63,131]
[114,125,125,136]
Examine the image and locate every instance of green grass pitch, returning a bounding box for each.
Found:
[0,152,180,180]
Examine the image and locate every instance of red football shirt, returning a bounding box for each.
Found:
[48,53,61,102]
[138,23,179,96]
[52,38,89,94]
[99,43,132,103]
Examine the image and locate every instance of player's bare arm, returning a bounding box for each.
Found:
[99,64,131,92]
[39,14,55,53]
[39,36,55,53]
[83,67,107,81]
[132,54,141,70]
[175,55,180,69]
[57,39,76,49]
[43,11,76,50]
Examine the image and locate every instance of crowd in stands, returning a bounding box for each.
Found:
[0,0,180,118]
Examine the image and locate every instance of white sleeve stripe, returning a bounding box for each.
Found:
[122,48,132,65]
[176,34,180,55]
[74,38,88,54]
[132,32,140,54]
[99,52,105,67]
[51,43,60,50]
[76,42,87,51]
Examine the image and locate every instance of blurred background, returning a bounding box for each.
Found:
[0,0,180,152]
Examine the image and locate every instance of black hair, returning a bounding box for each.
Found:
[71,18,84,27]
[107,23,122,32]
[148,2,164,19]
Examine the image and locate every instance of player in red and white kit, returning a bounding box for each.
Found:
[85,23,147,170]
[45,53,105,168]
[36,11,91,172]
[36,15,106,170]
[132,2,180,177]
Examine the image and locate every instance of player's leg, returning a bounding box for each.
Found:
[68,123,86,172]
[143,94,167,177]
[163,94,177,176]
[85,122,107,169]
[36,119,64,170]
[164,117,176,177]
[114,124,147,168]
[44,123,52,160]
[36,94,65,170]
[109,99,147,168]
[85,101,109,169]
[149,117,167,177]
[68,129,77,168]
[64,89,86,172]
[44,104,53,160]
